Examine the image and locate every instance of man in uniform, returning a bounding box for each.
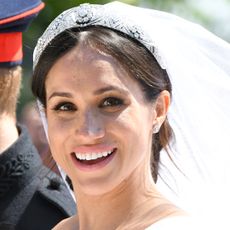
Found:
[0,1,76,229]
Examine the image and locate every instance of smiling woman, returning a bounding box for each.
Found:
[33,25,173,183]
[45,39,170,196]
[32,1,230,230]
[33,25,178,229]
[32,16,181,230]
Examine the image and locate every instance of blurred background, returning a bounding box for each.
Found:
[19,0,230,116]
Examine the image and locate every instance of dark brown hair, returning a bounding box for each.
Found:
[32,26,173,182]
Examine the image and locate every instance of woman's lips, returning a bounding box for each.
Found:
[71,147,117,171]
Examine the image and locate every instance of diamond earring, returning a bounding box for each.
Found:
[153,124,161,134]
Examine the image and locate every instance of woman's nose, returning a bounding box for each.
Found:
[75,110,105,140]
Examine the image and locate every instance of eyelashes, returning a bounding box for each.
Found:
[51,97,125,113]
[52,102,77,112]
[99,97,124,108]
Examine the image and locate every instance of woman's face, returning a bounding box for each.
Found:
[45,44,157,195]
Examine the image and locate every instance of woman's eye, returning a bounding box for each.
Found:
[100,97,124,108]
[53,102,76,112]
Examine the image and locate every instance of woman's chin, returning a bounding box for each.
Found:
[74,177,121,197]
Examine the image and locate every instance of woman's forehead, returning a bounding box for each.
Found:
[47,44,124,77]
[45,45,145,102]
[63,44,118,65]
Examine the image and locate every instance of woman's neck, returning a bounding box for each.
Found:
[0,114,18,154]
[73,162,165,230]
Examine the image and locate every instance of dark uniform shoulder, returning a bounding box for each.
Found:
[0,125,76,230]
[16,167,76,230]
[39,168,76,216]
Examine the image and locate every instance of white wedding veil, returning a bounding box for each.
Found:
[33,2,230,228]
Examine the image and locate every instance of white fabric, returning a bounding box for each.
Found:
[146,216,198,230]
[34,2,230,229]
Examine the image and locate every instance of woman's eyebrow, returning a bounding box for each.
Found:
[47,86,129,101]
[94,86,129,95]
[48,92,73,101]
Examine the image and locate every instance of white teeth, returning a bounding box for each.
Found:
[102,152,107,157]
[91,153,97,160]
[80,154,86,160]
[75,150,113,161]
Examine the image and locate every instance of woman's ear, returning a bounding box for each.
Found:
[152,90,170,131]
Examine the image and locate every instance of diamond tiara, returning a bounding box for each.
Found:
[33,3,165,69]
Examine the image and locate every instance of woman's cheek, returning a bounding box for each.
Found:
[47,117,71,155]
